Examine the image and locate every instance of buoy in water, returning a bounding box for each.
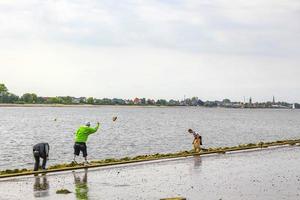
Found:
[112,116,117,122]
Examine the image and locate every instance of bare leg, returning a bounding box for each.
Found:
[193,143,197,152]
[194,139,201,153]
[73,155,77,164]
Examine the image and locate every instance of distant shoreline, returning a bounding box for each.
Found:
[0,103,297,109]
[0,104,168,108]
[0,104,91,107]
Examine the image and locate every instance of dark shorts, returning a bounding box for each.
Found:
[74,142,87,157]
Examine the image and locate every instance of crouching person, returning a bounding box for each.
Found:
[188,129,202,153]
[33,143,50,171]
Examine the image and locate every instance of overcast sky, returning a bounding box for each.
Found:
[0,0,299,102]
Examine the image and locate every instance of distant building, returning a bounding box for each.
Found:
[133,98,141,104]
[112,98,125,105]
[169,99,180,106]
[125,99,134,105]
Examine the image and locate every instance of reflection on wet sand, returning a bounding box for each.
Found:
[73,169,89,200]
[188,156,202,176]
[33,175,49,198]
[193,156,202,169]
[0,147,297,200]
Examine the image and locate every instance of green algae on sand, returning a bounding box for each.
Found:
[0,139,299,177]
[56,189,72,194]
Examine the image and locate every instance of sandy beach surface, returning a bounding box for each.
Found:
[0,146,299,200]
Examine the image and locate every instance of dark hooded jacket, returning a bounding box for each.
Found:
[33,143,50,158]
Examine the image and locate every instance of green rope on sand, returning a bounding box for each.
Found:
[0,139,299,178]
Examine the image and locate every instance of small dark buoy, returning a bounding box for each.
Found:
[112,116,117,122]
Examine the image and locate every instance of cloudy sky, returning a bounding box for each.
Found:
[0,0,299,102]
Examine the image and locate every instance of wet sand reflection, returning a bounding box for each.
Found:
[33,175,49,198]
[73,169,89,200]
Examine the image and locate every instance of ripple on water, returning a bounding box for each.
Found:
[0,107,300,170]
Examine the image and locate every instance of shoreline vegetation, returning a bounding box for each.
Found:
[0,103,298,109]
[1,83,299,109]
[0,103,178,108]
[1,139,299,178]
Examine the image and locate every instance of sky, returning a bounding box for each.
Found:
[0,0,299,102]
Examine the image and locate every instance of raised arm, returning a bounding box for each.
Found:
[87,122,100,134]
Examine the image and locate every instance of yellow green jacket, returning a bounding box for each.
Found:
[75,124,100,143]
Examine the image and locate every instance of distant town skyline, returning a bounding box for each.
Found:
[0,0,299,102]
[0,83,297,104]
[1,82,298,103]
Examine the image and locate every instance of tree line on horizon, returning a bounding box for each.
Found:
[0,83,299,108]
[0,83,199,106]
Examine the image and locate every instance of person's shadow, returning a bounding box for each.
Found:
[73,169,89,200]
[33,175,50,198]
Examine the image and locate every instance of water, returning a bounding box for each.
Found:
[0,146,299,199]
[0,106,299,170]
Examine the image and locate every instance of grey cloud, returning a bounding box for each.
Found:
[1,0,299,57]
[0,0,300,101]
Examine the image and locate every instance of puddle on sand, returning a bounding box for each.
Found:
[0,146,300,200]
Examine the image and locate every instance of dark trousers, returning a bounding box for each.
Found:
[34,151,47,171]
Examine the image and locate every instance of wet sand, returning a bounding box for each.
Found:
[0,146,299,200]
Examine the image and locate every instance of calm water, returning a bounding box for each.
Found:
[0,106,299,170]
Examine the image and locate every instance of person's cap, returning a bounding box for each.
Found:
[188,129,193,132]
[86,122,91,127]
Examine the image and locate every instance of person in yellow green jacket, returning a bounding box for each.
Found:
[73,122,100,164]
